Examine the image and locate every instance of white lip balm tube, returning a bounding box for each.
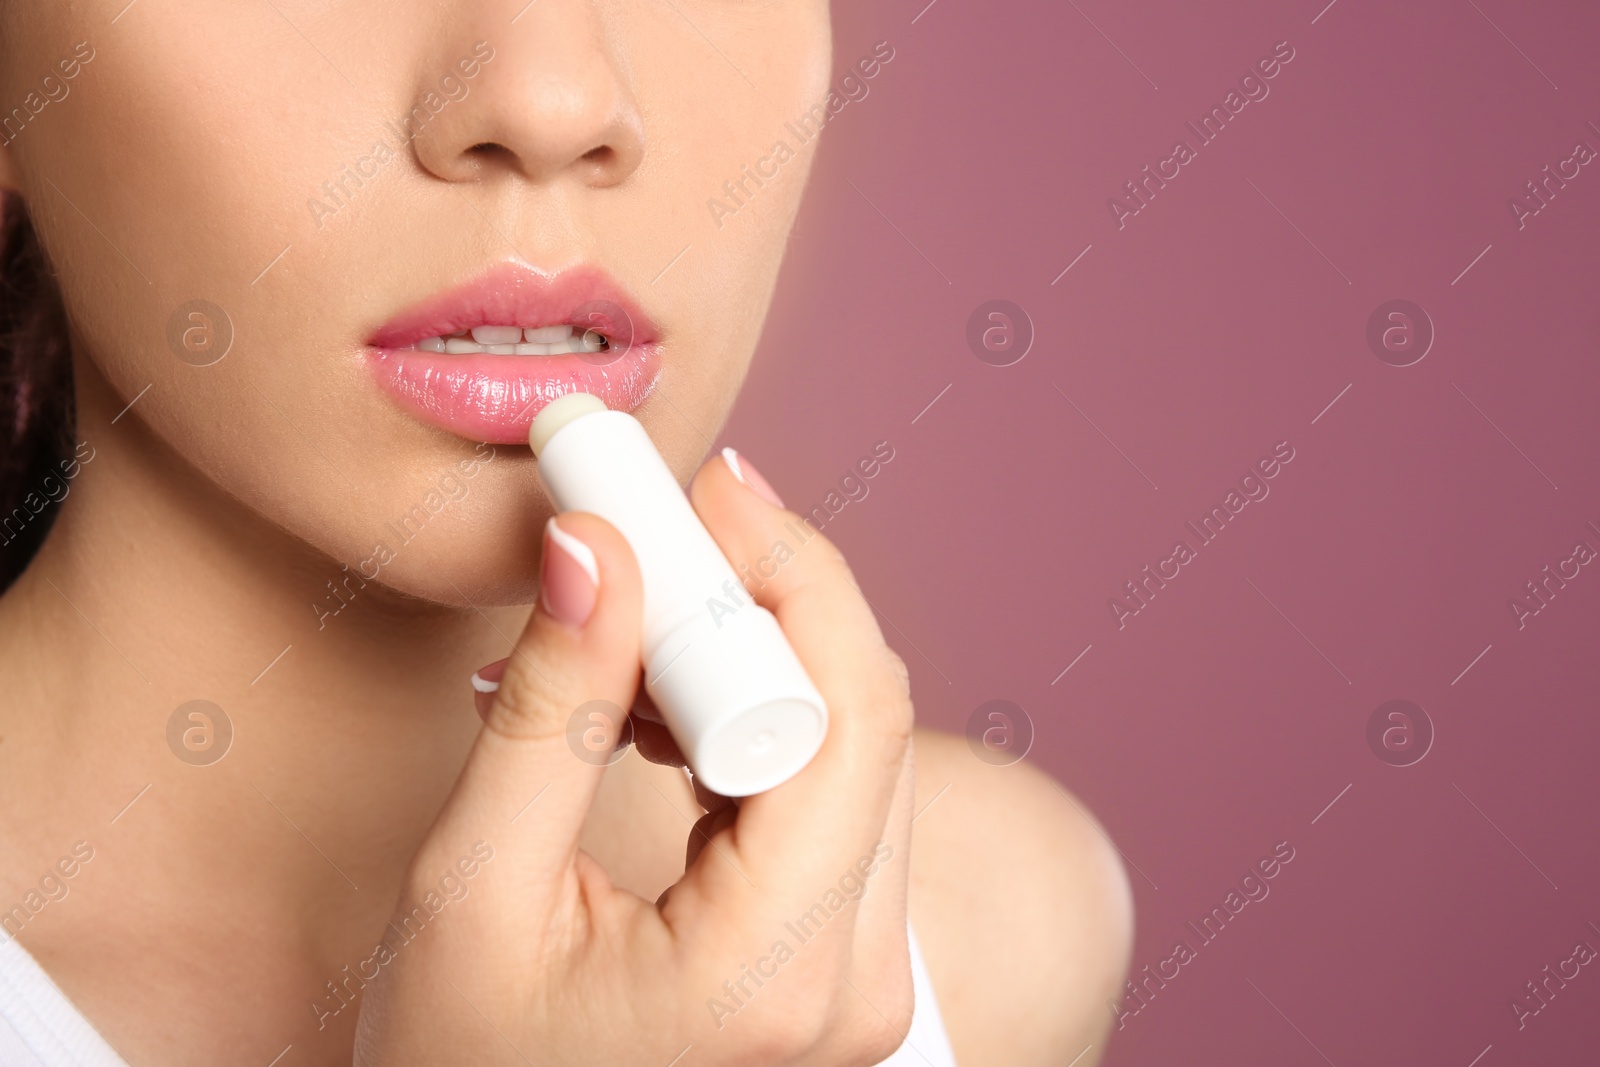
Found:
[529,391,828,797]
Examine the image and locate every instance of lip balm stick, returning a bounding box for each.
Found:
[530,392,828,797]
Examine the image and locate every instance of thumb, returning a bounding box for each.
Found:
[412,511,643,914]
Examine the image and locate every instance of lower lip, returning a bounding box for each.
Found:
[366,345,662,444]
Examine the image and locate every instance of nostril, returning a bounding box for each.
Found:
[578,145,627,183]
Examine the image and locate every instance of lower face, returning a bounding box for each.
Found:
[1,1,830,604]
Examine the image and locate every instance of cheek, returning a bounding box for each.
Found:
[616,2,829,459]
[28,13,384,484]
[23,10,485,589]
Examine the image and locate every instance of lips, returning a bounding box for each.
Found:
[365,262,662,445]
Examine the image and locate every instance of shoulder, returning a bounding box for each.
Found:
[905,727,1134,1067]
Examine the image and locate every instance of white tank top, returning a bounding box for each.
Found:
[0,923,958,1066]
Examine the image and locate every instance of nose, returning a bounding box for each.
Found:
[410,4,645,188]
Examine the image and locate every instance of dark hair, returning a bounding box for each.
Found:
[0,189,74,593]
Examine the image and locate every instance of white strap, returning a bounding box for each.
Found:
[0,937,127,1067]
[874,921,960,1066]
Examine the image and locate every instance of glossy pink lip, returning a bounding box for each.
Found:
[365,262,661,445]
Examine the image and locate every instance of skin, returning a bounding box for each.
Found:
[0,2,1132,1064]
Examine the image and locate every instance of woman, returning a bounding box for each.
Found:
[0,3,1131,1064]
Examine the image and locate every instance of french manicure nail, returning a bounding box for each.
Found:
[722,447,784,508]
[470,658,506,694]
[541,517,599,627]
[471,658,507,721]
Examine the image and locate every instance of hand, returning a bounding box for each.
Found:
[354,450,919,1066]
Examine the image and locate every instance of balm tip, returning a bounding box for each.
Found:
[529,391,608,455]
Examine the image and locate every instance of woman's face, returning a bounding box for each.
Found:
[0,1,830,603]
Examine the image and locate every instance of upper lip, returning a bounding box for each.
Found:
[366,261,659,351]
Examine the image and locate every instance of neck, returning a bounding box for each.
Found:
[0,355,522,949]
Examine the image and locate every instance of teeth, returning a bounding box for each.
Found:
[411,324,612,356]
[471,325,523,345]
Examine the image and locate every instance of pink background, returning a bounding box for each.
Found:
[723,1,1600,1063]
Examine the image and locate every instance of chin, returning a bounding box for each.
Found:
[347,537,545,612]
[301,467,550,611]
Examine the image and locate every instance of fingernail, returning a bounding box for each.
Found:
[722,447,784,508]
[541,517,599,627]
[470,658,507,721]
[471,658,507,694]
